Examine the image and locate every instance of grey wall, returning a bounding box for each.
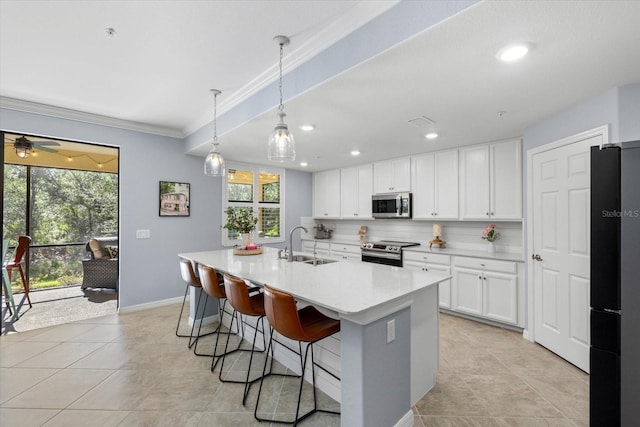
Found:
[284,169,312,252]
[619,82,640,142]
[0,107,312,308]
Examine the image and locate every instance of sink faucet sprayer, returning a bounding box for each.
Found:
[288,225,308,262]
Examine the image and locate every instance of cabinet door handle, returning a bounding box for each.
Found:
[486,212,490,216]
[532,254,543,261]
[478,275,482,279]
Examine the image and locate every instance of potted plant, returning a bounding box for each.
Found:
[223,207,258,248]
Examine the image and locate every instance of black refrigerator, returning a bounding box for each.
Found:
[590,141,640,426]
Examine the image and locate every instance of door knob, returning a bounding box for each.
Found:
[531,254,543,261]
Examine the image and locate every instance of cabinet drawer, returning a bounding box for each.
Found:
[331,244,360,255]
[404,251,450,265]
[453,256,516,274]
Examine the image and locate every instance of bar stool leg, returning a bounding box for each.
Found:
[255,335,340,425]
[200,299,244,368]
[176,284,212,349]
[175,282,190,338]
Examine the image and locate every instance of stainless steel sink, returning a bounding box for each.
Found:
[290,255,337,266]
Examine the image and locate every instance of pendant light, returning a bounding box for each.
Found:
[14,137,32,158]
[204,89,226,176]
[268,35,295,162]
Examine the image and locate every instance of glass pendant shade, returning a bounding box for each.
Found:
[14,138,32,158]
[268,112,295,161]
[204,145,225,176]
[204,88,225,176]
[15,146,31,158]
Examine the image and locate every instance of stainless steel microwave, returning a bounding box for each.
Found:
[372,193,412,218]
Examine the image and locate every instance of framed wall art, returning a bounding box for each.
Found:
[159,181,190,217]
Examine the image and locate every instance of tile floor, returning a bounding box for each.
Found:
[0,304,588,426]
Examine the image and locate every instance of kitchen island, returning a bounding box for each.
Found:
[179,247,449,427]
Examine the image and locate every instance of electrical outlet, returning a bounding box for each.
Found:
[387,319,395,343]
[136,229,151,239]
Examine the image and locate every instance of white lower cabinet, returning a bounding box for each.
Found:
[452,267,483,316]
[404,252,452,309]
[301,240,358,260]
[330,243,361,261]
[452,256,520,326]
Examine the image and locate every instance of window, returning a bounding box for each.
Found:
[222,164,285,246]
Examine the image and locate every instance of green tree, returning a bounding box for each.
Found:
[3,165,118,288]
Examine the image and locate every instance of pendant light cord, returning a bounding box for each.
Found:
[213,91,218,143]
[278,42,284,112]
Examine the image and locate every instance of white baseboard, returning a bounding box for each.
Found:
[394,410,414,427]
[118,296,183,314]
[119,297,220,327]
[522,329,534,342]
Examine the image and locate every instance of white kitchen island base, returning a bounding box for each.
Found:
[179,248,446,427]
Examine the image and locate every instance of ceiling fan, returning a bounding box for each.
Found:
[5,136,61,158]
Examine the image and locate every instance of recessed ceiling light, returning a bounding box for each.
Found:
[299,124,315,132]
[300,162,308,167]
[496,43,533,62]
[425,132,439,140]
[350,150,360,156]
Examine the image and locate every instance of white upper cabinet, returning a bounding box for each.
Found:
[341,164,373,219]
[313,169,341,218]
[459,139,522,220]
[411,149,459,219]
[373,157,411,194]
[490,140,523,220]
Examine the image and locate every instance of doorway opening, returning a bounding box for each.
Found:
[2,131,119,334]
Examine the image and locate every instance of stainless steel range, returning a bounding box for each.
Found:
[360,241,420,267]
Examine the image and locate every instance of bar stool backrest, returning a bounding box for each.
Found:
[179,258,200,287]
[263,285,308,342]
[223,273,262,316]
[198,264,225,299]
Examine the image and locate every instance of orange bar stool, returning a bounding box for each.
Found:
[255,285,341,425]
[220,273,271,405]
[5,235,32,308]
[176,258,213,348]
[195,264,249,367]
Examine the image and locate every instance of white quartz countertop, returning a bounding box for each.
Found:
[179,247,449,317]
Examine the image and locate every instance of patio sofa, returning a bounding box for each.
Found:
[81,237,118,290]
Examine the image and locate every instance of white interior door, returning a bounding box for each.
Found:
[531,132,600,372]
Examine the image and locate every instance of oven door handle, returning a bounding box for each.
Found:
[361,250,401,260]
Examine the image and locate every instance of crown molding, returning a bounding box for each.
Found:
[1,96,184,139]
[182,0,399,137]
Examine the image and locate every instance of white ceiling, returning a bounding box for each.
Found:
[2,1,640,172]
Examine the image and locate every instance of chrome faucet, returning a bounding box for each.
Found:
[288,225,308,262]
